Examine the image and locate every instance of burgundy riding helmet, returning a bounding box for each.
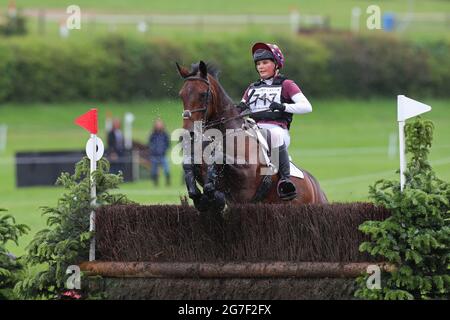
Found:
[252,42,285,69]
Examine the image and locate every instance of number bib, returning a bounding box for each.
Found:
[248,85,282,112]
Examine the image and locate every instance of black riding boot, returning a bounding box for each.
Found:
[274,143,297,200]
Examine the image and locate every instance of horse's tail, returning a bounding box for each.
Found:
[304,170,328,204]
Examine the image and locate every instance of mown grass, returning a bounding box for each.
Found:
[15,0,450,26]
[10,0,450,41]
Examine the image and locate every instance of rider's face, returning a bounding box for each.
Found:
[256,59,276,79]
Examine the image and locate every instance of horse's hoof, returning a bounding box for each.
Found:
[212,191,226,212]
[203,183,215,197]
[194,194,210,212]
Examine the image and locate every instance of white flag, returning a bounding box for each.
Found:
[397,95,431,122]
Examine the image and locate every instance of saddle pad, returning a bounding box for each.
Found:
[290,162,304,179]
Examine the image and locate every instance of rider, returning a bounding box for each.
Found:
[237,42,313,200]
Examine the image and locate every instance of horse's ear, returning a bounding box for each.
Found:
[199,60,208,79]
[176,62,190,78]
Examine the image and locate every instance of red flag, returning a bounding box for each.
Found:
[74,109,98,134]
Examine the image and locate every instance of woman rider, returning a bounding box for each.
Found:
[237,42,313,200]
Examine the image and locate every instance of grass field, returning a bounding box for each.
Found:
[1,98,449,255]
[15,0,450,21]
[10,0,450,41]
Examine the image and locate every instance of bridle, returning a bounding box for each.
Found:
[181,76,211,126]
[181,75,262,134]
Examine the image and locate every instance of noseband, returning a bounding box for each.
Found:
[182,76,211,124]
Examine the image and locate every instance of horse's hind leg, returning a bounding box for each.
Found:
[304,171,328,204]
[290,177,312,203]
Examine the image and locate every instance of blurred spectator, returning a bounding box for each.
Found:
[148,119,170,186]
[59,19,69,38]
[107,118,125,174]
[0,1,27,36]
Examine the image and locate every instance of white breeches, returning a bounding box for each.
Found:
[257,123,291,148]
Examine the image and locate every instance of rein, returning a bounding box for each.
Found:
[181,77,269,131]
[203,108,270,130]
[201,88,258,130]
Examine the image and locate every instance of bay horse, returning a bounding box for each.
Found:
[176,61,327,212]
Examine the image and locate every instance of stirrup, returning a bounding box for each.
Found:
[277,179,297,200]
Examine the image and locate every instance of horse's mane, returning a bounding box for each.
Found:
[190,62,220,79]
[189,61,235,107]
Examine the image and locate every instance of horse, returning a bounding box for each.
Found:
[176,61,327,212]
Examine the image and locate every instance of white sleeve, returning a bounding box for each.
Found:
[283,92,312,114]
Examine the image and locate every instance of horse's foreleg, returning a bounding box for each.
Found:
[203,163,218,196]
[183,163,215,212]
[182,164,201,200]
[202,160,226,212]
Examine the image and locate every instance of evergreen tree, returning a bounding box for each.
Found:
[15,157,132,299]
[356,118,449,299]
[0,209,29,299]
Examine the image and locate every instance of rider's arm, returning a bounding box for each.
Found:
[284,92,312,114]
[240,87,250,103]
[281,80,312,114]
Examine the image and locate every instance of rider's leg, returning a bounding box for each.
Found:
[258,124,297,200]
[276,142,297,200]
[283,130,291,148]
